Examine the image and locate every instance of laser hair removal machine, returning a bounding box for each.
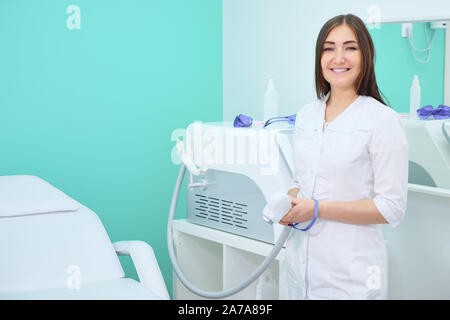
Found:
[167,121,296,298]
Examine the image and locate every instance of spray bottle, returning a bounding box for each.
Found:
[264,79,278,121]
[410,75,421,119]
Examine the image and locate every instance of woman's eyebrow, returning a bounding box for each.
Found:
[324,40,358,45]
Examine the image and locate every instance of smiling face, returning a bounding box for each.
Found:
[320,24,362,93]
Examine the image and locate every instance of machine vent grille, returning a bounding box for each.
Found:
[194,194,248,229]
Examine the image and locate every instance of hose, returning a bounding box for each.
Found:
[167,164,292,299]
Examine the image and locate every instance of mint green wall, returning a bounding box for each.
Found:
[369,23,445,112]
[0,0,222,297]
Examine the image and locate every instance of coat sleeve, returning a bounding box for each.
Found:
[370,111,409,227]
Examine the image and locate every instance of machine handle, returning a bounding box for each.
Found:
[187,178,208,190]
[176,139,202,176]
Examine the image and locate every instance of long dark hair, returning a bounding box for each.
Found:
[315,14,389,106]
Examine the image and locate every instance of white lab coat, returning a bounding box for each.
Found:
[285,92,409,300]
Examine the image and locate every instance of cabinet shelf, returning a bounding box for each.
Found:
[172,219,286,300]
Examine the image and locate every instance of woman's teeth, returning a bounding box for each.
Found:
[331,68,350,73]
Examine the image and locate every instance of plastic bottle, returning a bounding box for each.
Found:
[410,75,421,119]
[264,79,278,121]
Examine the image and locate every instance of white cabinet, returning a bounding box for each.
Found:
[171,219,286,300]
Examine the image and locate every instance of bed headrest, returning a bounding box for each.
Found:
[0,175,80,217]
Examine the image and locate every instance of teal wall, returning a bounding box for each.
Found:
[0,0,222,297]
[369,23,446,112]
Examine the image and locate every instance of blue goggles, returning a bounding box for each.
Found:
[263,114,297,128]
[417,105,450,120]
[233,114,297,128]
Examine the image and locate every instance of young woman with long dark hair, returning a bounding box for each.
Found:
[279,14,409,299]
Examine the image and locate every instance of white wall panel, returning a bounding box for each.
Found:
[223,0,450,121]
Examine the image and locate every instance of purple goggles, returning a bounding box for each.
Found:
[233,114,297,128]
[417,105,450,120]
[233,114,253,127]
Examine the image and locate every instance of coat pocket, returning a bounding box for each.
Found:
[323,129,371,164]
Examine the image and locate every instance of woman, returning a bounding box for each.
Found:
[279,14,408,299]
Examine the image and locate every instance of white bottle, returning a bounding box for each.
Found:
[264,78,278,121]
[410,75,421,119]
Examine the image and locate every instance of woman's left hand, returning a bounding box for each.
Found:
[279,198,316,226]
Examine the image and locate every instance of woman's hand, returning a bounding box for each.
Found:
[279,198,316,226]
